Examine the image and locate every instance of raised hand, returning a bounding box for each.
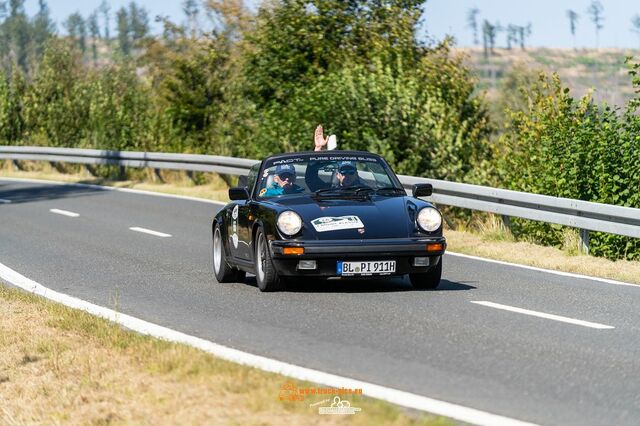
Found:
[314,124,329,151]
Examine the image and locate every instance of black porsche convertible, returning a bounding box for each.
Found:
[212,151,446,292]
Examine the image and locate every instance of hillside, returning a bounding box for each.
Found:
[456,47,640,106]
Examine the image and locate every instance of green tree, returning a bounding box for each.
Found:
[84,63,152,151]
[22,40,87,147]
[0,66,26,143]
[482,20,496,58]
[99,0,110,41]
[183,0,199,38]
[506,24,518,50]
[631,15,640,48]
[517,23,531,50]
[587,0,604,48]
[31,0,55,62]
[116,7,130,55]
[64,12,86,55]
[88,11,100,65]
[244,0,422,108]
[566,9,579,49]
[129,1,149,42]
[1,0,30,73]
[467,8,480,46]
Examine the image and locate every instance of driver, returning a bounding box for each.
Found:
[335,161,360,188]
[304,159,365,191]
[261,164,304,197]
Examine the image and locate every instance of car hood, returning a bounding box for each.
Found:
[270,195,417,240]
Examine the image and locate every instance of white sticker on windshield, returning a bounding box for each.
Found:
[311,216,364,232]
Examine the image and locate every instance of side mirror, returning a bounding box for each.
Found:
[229,187,250,200]
[237,175,248,187]
[412,183,433,198]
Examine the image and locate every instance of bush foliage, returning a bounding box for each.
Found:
[499,65,640,260]
[0,0,491,184]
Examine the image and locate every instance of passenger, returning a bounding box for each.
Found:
[260,164,305,197]
[307,125,366,191]
[314,124,329,151]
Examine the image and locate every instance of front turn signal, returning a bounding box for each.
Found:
[426,243,444,252]
[283,247,305,255]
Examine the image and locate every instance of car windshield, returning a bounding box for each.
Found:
[256,154,403,199]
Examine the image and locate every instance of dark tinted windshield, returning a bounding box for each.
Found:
[256,154,402,198]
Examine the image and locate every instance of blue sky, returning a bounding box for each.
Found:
[422,0,640,48]
[23,1,640,49]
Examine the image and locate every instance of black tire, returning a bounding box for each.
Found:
[409,258,442,289]
[254,228,286,292]
[213,223,246,283]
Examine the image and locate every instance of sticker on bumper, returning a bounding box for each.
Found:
[311,216,364,232]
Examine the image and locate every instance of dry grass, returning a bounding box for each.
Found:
[445,227,640,285]
[457,47,639,106]
[0,286,449,425]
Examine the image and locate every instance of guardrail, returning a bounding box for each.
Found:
[2,146,639,252]
[0,146,259,176]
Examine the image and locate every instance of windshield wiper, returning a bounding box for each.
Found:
[313,185,372,198]
[374,187,406,196]
[314,188,343,196]
[341,185,374,194]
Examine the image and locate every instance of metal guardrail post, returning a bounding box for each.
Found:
[501,215,512,232]
[580,229,590,255]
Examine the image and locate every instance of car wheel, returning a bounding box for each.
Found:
[409,258,442,289]
[213,223,246,283]
[254,228,285,292]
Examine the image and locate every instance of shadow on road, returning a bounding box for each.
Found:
[0,181,110,205]
[242,276,476,293]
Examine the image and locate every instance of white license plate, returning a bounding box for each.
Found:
[337,260,396,276]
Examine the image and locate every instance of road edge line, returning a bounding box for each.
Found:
[446,251,638,287]
[0,261,537,426]
[0,177,226,206]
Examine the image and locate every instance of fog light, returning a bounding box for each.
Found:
[283,247,304,255]
[298,260,317,270]
[413,257,429,267]
[426,243,444,252]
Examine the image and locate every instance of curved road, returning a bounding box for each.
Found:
[1,178,640,425]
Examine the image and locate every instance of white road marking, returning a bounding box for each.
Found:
[129,227,172,238]
[471,301,615,330]
[0,177,226,205]
[0,198,11,204]
[49,208,80,218]
[446,251,638,288]
[0,262,538,426]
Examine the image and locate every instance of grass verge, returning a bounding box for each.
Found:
[0,285,450,425]
[445,214,640,285]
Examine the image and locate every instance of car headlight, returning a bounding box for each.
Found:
[417,207,442,232]
[277,211,303,236]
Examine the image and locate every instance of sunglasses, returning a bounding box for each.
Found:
[278,173,295,180]
[340,169,356,175]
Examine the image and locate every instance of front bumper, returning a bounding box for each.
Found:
[270,237,446,277]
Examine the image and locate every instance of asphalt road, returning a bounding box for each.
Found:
[2,178,640,426]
